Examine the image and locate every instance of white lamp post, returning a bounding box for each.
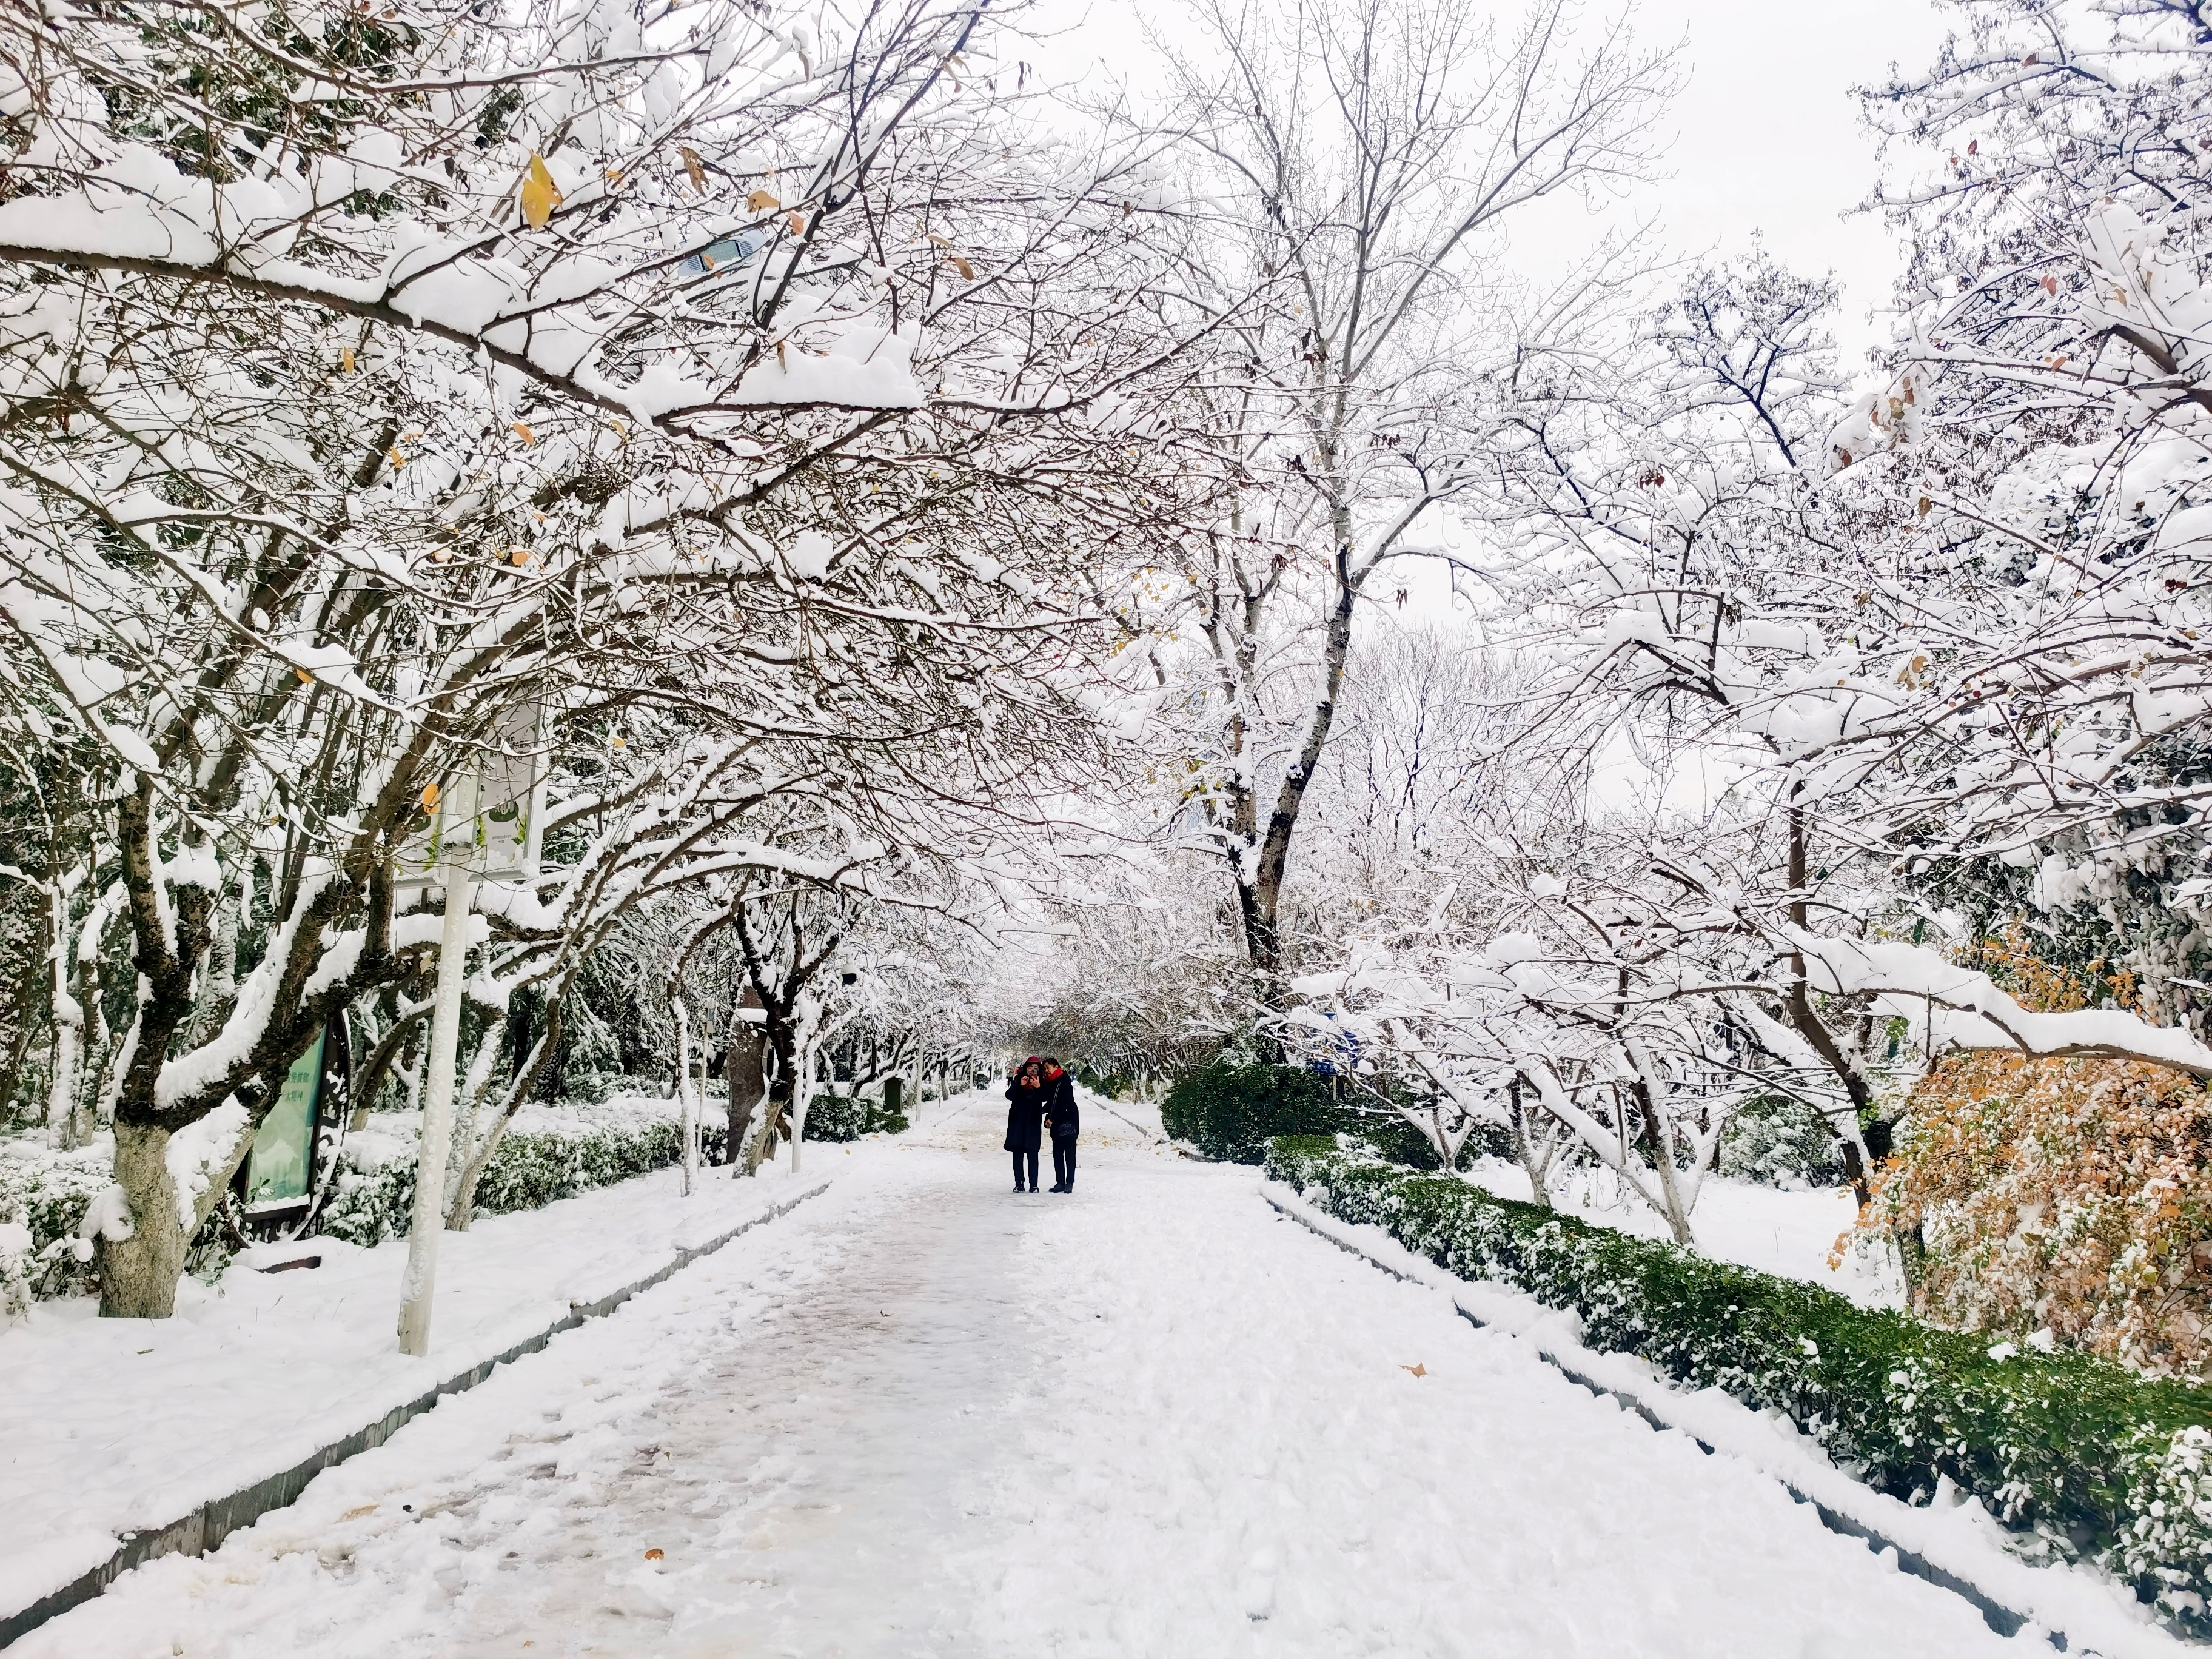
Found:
[396,775,478,1357]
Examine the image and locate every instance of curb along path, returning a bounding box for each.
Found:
[0,1181,829,1649]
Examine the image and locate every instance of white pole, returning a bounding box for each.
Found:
[396,806,475,1357]
[672,997,696,1197]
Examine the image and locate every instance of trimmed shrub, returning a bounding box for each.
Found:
[863,1094,910,1136]
[1719,1091,1845,1188]
[1162,1061,1340,1162]
[2,1100,740,1301]
[803,1093,864,1142]
[0,1143,110,1301]
[1268,1134,2212,1627]
[1162,1060,1450,1168]
[320,1103,725,1248]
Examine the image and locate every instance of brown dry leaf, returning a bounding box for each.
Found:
[340,1504,377,1521]
[509,548,531,566]
[387,447,406,470]
[520,153,562,229]
[1917,495,1932,516]
[512,420,535,444]
[645,1548,664,1561]
[746,189,781,212]
[951,256,974,280]
[786,210,806,236]
[679,145,706,194]
[2040,275,2059,297]
[927,233,953,249]
[1400,1362,1427,1378]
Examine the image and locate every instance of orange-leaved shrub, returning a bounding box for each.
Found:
[1865,938,2212,1375]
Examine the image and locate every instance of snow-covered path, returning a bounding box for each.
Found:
[19,1094,2019,1658]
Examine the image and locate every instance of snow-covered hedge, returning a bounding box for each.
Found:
[0,1140,120,1304]
[0,1101,729,1301]
[802,1091,909,1143]
[1268,1135,2212,1629]
[321,1099,728,1248]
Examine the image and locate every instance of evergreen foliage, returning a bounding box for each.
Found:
[1164,1061,1447,1167]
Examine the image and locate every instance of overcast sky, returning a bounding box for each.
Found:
[1030,0,1959,369]
[1020,0,1962,628]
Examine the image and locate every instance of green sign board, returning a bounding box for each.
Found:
[245,1030,325,1208]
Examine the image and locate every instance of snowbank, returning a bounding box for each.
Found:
[0,1155,825,1622]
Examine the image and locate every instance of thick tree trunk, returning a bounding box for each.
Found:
[726,1027,764,1172]
[98,1121,188,1319]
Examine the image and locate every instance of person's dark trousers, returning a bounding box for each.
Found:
[1052,1142,1076,1190]
[1012,1150,1038,1190]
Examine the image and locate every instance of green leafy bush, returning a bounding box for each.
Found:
[1077,1064,1134,1098]
[1162,1061,1450,1168]
[1718,1091,1845,1187]
[320,1106,725,1248]
[0,1145,110,1300]
[1267,1135,2212,1626]
[802,1093,864,1142]
[862,1094,910,1136]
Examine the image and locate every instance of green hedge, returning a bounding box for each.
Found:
[0,1148,111,1301]
[800,1091,908,1144]
[1267,1135,2212,1627]
[1162,1060,1461,1168]
[319,1111,725,1248]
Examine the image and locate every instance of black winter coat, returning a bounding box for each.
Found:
[1004,1081,1046,1153]
[1042,1074,1079,1141]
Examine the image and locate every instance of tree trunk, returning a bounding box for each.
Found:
[726,1027,765,1172]
[98,1121,188,1319]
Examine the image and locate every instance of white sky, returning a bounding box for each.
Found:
[1026,0,1957,365]
[1018,0,1961,628]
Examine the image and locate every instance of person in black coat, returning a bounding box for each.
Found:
[1041,1057,1079,1192]
[1004,1057,1046,1191]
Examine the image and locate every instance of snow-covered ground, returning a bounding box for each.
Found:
[14,1089,2020,1657]
[0,1128,836,1618]
[1465,1158,1905,1307]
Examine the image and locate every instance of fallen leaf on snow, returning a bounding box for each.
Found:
[1400,1362,1427,1378]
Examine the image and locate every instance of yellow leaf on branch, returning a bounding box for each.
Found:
[340,347,355,374]
[747,189,781,212]
[520,153,562,228]
[679,145,706,194]
[512,421,535,444]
